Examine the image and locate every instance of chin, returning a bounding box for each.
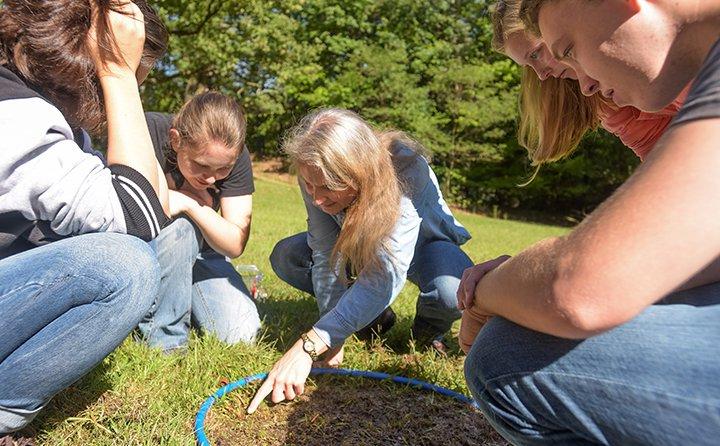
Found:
[634,82,686,113]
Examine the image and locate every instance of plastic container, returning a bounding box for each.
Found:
[234,264,267,300]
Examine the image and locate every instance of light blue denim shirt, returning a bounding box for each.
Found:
[305,143,471,347]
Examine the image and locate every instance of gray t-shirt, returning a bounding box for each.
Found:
[671,38,720,127]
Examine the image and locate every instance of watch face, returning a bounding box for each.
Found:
[303,340,313,351]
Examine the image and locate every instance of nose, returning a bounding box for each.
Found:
[531,61,552,81]
[577,73,600,96]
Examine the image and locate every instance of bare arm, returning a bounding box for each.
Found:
[90,3,169,213]
[169,190,252,258]
[463,118,720,341]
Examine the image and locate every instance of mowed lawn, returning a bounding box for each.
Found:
[31,177,569,445]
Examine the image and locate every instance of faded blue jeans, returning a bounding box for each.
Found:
[270,232,472,341]
[138,218,260,351]
[0,233,160,433]
[464,281,720,445]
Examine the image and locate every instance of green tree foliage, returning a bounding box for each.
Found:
[144,0,638,217]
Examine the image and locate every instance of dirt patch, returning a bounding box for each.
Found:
[204,375,508,446]
[252,157,296,185]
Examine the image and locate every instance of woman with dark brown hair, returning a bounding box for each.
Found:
[0,0,169,435]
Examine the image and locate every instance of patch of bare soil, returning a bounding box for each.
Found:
[252,157,296,185]
[204,375,509,446]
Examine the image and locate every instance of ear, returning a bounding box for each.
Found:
[169,128,181,152]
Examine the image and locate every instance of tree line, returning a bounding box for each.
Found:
[143,0,639,219]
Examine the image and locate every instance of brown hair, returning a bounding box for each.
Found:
[491,0,527,52]
[0,0,167,134]
[283,108,410,277]
[519,0,558,36]
[172,91,247,156]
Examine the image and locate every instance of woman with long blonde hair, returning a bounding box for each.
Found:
[248,108,473,413]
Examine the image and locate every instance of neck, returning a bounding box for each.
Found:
[663,0,720,87]
[672,0,720,37]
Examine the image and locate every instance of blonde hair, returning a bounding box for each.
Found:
[283,108,408,278]
[492,0,606,168]
[519,67,602,165]
[172,91,246,155]
[519,0,557,37]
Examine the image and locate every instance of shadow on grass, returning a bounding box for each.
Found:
[256,292,318,352]
[28,360,113,437]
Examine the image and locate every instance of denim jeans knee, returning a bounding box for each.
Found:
[0,233,160,434]
[139,217,201,351]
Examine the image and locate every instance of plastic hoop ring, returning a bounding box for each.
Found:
[195,367,478,446]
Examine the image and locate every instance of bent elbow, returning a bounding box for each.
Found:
[552,279,633,339]
[226,246,245,259]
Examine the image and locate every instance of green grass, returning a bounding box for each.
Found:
[31,177,569,445]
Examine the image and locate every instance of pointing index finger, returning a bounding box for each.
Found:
[247,378,274,414]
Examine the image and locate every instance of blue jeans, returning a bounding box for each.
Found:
[139,218,260,351]
[0,233,160,433]
[270,232,472,339]
[464,281,720,446]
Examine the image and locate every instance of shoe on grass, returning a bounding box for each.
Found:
[355,307,397,342]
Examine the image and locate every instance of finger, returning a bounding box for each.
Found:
[461,269,482,309]
[295,383,305,396]
[458,314,482,354]
[457,286,465,310]
[460,338,472,354]
[457,268,473,309]
[271,382,286,404]
[247,378,274,414]
[284,383,296,401]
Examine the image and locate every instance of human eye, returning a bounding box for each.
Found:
[562,45,574,60]
[529,48,541,61]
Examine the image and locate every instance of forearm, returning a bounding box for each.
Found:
[469,237,599,339]
[677,255,720,291]
[184,203,249,258]
[102,75,167,211]
[473,120,720,340]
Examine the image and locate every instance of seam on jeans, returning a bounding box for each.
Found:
[2,273,114,305]
[485,370,720,408]
[0,273,115,365]
[192,282,218,334]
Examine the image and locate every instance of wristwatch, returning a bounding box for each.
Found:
[300,333,319,361]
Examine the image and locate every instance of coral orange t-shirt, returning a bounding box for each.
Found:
[599,87,690,160]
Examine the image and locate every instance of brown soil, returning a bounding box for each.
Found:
[204,375,509,446]
[252,158,296,185]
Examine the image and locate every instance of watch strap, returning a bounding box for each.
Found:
[300,333,319,361]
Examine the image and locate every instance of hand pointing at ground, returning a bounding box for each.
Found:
[247,330,328,414]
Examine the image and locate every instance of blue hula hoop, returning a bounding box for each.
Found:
[194,367,479,446]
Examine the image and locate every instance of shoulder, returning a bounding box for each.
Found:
[670,38,720,128]
[389,140,432,196]
[0,96,73,148]
[144,112,174,140]
[144,112,174,160]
